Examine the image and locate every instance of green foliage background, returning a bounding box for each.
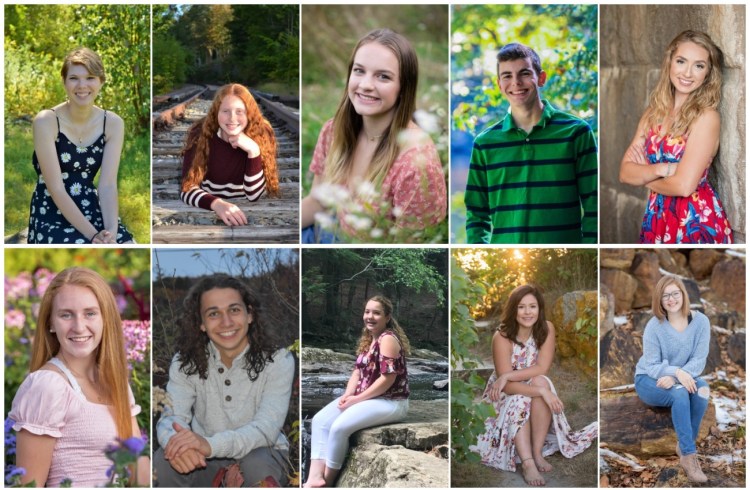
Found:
[450,248,597,463]
[450,4,598,242]
[300,5,449,196]
[152,4,299,95]
[4,4,151,241]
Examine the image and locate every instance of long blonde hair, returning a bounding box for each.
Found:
[355,295,411,355]
[31,267,132,440]
[645,30,723,137]
[324,28,418,188]
[182,83,279,196]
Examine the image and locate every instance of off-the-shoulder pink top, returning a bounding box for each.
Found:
[9,358,141,487]
[309,119,447,233]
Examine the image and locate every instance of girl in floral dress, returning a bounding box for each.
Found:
[27,47,133,244]
[300,28,447,243]
[304,296,410,487]
[471,285,597,486]
[619,30,733,244]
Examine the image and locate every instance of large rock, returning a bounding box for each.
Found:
[600,325,642,389]
[631,252,661,308]
[689,249,725,280]
[655,249,690,276]
[709,257,746,313]
[336,444,448,488]
[410,349,448,361]
[600,269,638,313]
[302,347,356,363]
[601,249,635,270]
[351,422,448,450]
[601,390,716,457]
[600,284,616,338]
[726,331,746,368]
[551,290,598,378]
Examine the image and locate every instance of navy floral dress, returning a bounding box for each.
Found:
[27,110,133,244]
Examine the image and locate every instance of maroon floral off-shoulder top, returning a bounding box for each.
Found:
[353,330,409,400]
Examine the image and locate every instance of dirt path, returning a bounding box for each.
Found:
[452,359,598,488]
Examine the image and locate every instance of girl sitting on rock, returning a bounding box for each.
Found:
[471,284,597,486]
[303,296,410,487]
[635,275,711,483]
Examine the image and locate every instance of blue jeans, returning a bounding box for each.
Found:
[635,374,709,455]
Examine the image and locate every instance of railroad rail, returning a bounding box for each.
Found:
[151,85,300,244]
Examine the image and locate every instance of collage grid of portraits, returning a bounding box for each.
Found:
[0,1,747,489]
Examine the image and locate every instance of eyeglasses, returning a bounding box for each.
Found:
[661,291,682,301]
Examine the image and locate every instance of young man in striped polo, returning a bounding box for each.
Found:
[465,43,597,244]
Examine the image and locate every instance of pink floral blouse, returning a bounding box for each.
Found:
[354,330,409,400]
[309,119,447,232]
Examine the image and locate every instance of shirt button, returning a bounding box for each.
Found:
[218,367,224,374]
[225,379,231,386]
[225,395,232,402]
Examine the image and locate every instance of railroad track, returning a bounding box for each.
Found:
[151,85,300,244]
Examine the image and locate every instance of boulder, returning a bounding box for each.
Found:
[351,421,448,450]
[600,284,616,337]
[600,269,638,314]
[432,379,448,391]
[551,290,598,377]
[600,325,643,389]
[655,249,690,276]
[410,349,448,361]
[601,391,716,457]
[689,249,725,280]
[631,252,661,308]
[709,257,746,313]
[726,331,746,368]
[302,347,356,364]
[601,249,635,270]
[336,444,448,488]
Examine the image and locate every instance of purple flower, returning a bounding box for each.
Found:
[33,268,55,297]
[122,320,151,364]
[5,272,33,301]
[121,436,147,456]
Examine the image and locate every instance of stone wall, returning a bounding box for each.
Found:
[600,5,746,243]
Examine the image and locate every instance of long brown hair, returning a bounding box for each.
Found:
[355,295,411,356]
[324,28,419,188]
[644,30,723,137]
[31,267,131,440]
[182,83,279,196]
[499,284,549,348]
[176,274,279,380]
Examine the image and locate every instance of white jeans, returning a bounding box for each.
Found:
[310,396,409,469]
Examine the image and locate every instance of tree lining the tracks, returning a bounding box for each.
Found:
[153,4,299,95]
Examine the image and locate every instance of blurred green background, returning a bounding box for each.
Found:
[450,4,598,243]
[4,4,150,242]
[300,4,449,197]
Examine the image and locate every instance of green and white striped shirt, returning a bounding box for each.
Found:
[465,100,598,244]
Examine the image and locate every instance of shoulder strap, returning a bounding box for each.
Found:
[103,110,107,133]
[50,108,60,132]
[48,357,85,397]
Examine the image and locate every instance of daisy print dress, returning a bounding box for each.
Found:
[470,335,597,472]
[27,110,133,244]
[639,127,733,244]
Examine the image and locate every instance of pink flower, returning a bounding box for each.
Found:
[122,320,151,365]
[5,272,34,301]
[33,269,55,297]
[5,310,26,329]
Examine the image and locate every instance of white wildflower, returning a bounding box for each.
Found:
[314,212,336,229]
[69,183,82,196]
[370,228,384,239]
[61,153,71,163]
[413,109,440,134]
[312,183,350,208]
[392,206,404,218]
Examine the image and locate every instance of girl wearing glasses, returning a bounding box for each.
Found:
[634,276,711,482]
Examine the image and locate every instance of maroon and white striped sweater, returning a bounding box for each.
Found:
[180,132,266,210]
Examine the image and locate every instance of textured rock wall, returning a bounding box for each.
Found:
[600,5,746,243]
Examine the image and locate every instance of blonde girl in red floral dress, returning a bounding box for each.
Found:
[619,30,733,244]
[471,285,597,486]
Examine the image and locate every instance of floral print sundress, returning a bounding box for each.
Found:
[470,336,597,472]
[639,126,733,244]
[27,110,133,244]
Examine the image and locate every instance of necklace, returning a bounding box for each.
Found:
[62,102,98,145]
[364,130,384,142]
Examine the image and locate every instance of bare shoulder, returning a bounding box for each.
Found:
[695,108,720,129]
[492,330,512,348]
[546,321,556,333]
[380,332,401,355]
[32,110,57,131]
[105,110,125,131]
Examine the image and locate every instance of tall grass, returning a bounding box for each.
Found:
[4,122,150,243]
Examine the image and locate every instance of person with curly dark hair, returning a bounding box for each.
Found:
[153,274,294,487]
